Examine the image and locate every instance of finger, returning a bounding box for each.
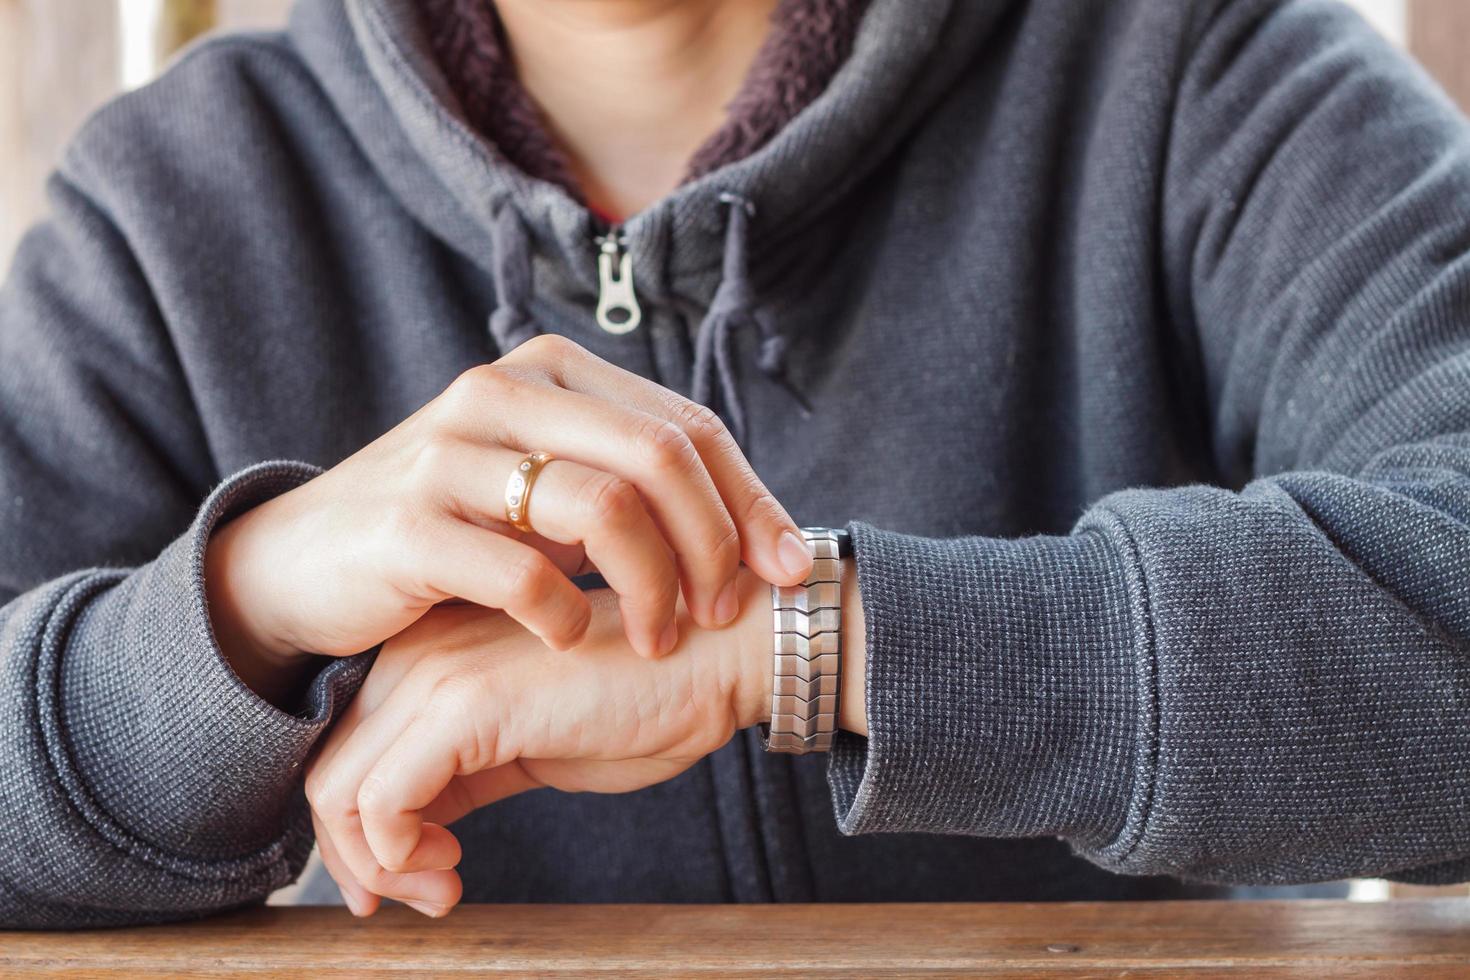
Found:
[419,763,545,827]
[321,782,464,911]
[545,345,813,587]
[445,369,742,629]
[439,445,680,658]
[379,822,462,876]
[307,695,464,907]
[340,824,463,913]
[410,518,592,650]
[358,713,475,875]
[308,690,366,779]
[549,467,680,657]
[313,810,380,918]
[304,694,372,864]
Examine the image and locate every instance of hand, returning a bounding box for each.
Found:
[206,335,814,697]
[303,573,775,918]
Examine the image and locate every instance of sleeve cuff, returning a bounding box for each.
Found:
[827,520,1147,854]
[51,461,371,866]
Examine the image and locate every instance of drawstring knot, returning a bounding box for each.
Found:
[691,192,810,446]
[487,202,542,352]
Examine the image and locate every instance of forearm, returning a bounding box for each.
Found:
[0,465,369,929]
[832,446,1470,885]
[0,567,352,929]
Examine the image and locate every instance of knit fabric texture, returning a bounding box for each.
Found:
[4,0,1470,928]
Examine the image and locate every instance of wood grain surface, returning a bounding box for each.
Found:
[5,900,1470,977]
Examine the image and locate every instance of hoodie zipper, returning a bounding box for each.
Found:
[594,225,642,334]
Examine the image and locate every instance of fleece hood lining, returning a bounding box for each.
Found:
[332,0,999,292]
[419,0,871,209]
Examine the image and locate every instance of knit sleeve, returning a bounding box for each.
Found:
[827,0,1470,885]
[0,172,366,929]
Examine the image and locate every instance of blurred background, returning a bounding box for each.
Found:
[1,1,1468,268]
[0,0,294,265]
[0,0,1468,905]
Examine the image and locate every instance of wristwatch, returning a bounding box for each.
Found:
[762,527,851,754]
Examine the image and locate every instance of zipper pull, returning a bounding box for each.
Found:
[594,226,642,335]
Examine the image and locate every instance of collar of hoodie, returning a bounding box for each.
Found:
[485,190,809,445]
[418,0,872,207]
[290,0,1010,438]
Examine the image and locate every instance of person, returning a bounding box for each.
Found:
[4,0,1470,929]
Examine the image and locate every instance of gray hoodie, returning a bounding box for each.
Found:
[5,0,1470,928]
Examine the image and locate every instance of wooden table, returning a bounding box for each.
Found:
[6,900,1470,977]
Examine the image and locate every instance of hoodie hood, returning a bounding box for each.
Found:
[420,0,873,206]
[290,0,1009,295]
[287,0,1013,438]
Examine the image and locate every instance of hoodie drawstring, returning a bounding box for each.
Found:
[691,192,811,446]
[487,193,809,447]
[487,202,542,353]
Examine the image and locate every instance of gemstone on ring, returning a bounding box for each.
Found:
[505,450,553,532]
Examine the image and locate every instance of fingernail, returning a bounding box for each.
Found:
[714,578,740,625]
[406,900,448,918]
[342,891,369,917]
[778,530,812,580]
[657,619,679,657]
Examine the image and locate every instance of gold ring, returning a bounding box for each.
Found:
[505,451,553,533]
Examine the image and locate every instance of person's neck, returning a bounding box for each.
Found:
[494,0,779,220]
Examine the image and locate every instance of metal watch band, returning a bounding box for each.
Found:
[762,527,852,754]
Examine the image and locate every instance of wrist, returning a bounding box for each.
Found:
[206,509,316,705]
[838,556,867,736]
[729,568,775,731]
[726,555,867,737]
